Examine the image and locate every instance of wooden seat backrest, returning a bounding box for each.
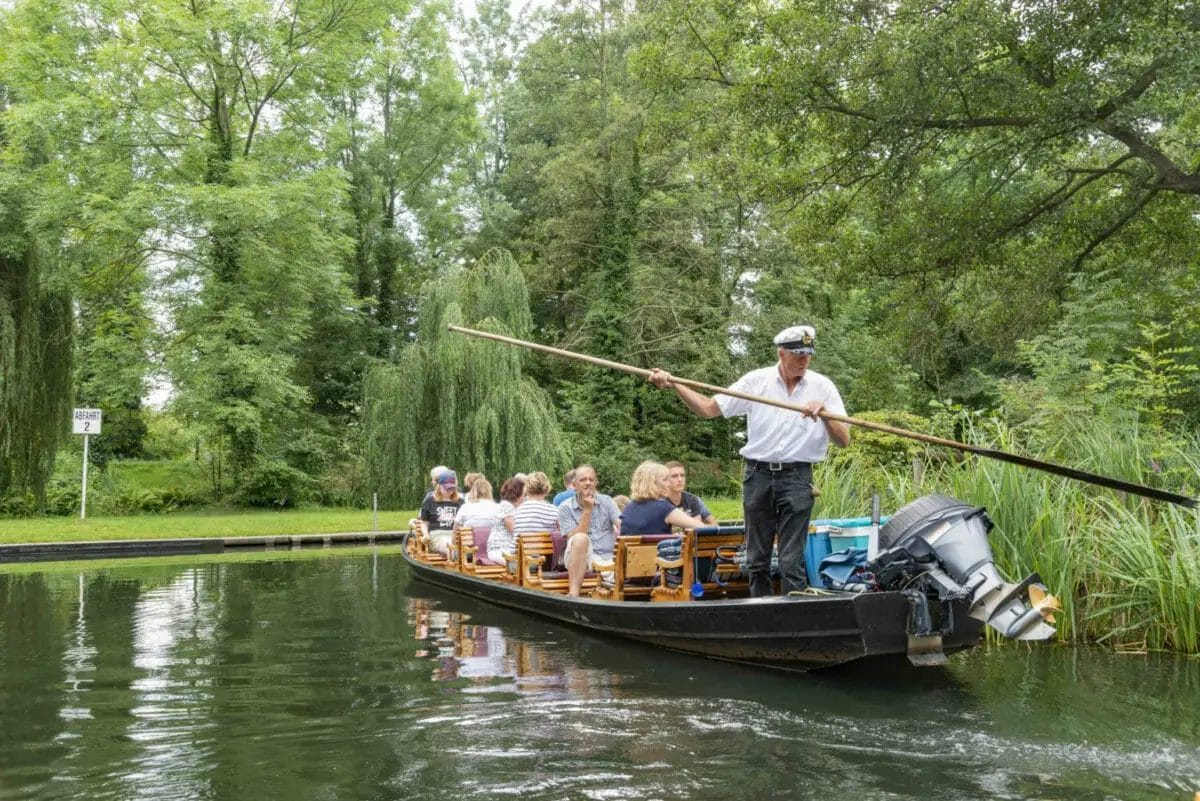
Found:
[691,532,749,597]
[409,518,450,566]
[609,535,683,601]
[457,527,507,579]
[513,532,555,588]
[514,531,598,594]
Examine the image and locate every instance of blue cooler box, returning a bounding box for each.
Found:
[804,517,886,587]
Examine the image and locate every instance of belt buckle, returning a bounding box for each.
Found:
[768,461,784,471]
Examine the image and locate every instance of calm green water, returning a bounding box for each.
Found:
[1,548,1197,801]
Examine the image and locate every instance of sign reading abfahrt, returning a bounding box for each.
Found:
[72,408,103,435]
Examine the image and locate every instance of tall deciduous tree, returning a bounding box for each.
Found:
[491,1,767,487]
[93,0,395,489]
[640,0,1200,406]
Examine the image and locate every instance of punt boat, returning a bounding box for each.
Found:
[402,494,1059,670]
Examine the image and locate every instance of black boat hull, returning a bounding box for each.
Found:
[401,542,983,670]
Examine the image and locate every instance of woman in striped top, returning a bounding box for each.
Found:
[511,471,560,535]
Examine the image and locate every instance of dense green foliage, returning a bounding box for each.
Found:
[1,0,1197,648]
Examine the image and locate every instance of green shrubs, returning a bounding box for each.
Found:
[233,460,313,508]
[0,493,38,518]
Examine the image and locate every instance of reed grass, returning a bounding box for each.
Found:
[811,417,1200,654]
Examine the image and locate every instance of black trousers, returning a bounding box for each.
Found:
[742,462,814,596]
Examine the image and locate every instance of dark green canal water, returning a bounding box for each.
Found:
[1,547,1197,801]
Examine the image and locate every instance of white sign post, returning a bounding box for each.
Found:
[72,409,102,519]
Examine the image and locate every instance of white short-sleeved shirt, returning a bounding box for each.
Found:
[454,499,503,530]
[714,365,846,463]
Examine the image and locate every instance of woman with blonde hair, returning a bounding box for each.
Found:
[511,471,560,535]
[619,461,705,534]
[454,477,502,530]
[462,472,484,495]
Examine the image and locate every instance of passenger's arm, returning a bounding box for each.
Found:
[571,503,594,536]
[666,508,705,530]
[418,502,431,536]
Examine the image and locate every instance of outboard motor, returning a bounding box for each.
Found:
[870,495,1059,663]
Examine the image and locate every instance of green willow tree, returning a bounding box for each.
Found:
[1,2,106,505]
[362,249,568,507]
[0,240,72,507]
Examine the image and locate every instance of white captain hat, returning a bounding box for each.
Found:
[773,325,816,355]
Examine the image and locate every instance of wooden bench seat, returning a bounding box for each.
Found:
[409,518,452,567]
[508,531,598,594]
[596,534,691,602]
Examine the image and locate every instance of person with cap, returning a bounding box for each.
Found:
[420,468,464,557]
[647,324,850,596]
[423,465,449,502]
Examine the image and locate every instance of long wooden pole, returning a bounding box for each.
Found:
[448,325,1199,509]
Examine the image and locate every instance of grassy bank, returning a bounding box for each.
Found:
[0,507,417,544]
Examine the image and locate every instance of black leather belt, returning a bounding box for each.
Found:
[745,459,812,472]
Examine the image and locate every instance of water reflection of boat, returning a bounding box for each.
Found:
[404,495,1059,670]
[407,596,590,684]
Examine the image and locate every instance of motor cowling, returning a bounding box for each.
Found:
[872,494,1059,642]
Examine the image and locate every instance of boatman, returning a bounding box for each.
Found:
[648,325,850,596]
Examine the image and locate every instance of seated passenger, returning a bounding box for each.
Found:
[553,469,577,506]
[621,461,706,534]
[487,476,525,565]
[612,494,631,512]
[664,461,717,525]
[420,468,463,557]
[557,464,621,597]
[462,472,484,497]
[511,472,560,536]
[454,476,502,531]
